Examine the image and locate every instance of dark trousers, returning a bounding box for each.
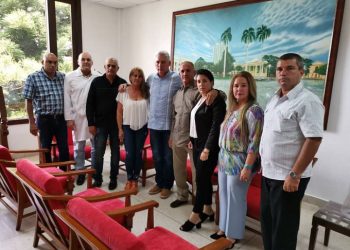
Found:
[192,140,218,214]
[123,124,148,181]
[260,176,310,250]
[92,126,119,182]
[149,129,173,189]
[36,114,69,163]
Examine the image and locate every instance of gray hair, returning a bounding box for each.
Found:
[156,51,170,61]
[105,57,119,67]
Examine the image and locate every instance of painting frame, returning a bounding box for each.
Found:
[171,0,345,129]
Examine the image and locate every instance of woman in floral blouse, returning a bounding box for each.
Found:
[211,71,264,248]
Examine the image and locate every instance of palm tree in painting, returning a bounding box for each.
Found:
[241,27,256,62]
[256,25,271,49]
[220,27,232,77]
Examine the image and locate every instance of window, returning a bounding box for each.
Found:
[0,0,82,124]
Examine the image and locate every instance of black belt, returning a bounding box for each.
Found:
[38,114,64,119]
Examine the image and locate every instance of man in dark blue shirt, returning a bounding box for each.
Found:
[86,57,126,190]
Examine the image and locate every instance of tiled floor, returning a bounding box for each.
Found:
[1,150,350,249]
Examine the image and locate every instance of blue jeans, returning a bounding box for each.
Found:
[150,129,173,189]
[36,114,69,163]
[92,126,119,182]
[123,124,148,181]
[74,139,95,170]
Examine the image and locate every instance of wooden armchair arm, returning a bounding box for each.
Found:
[0,159,16,167]
[199,238,232,250]
[37,160,75,168]
[9,148,49,154]
[106,200,159,230]
[43,188,138,203]
[49,168,95,177]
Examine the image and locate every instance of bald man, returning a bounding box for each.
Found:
[64,52,100,185]
[23,52,69,164]
[86,57,127,190]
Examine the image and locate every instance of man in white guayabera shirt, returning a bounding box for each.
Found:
[259,53,324,250]
[64,52,99,185]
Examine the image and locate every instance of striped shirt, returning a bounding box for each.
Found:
[259,82,324,180]
[147,71,181,130]
[23,68,65,115]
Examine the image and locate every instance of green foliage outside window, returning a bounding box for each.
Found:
[0,0,73,119]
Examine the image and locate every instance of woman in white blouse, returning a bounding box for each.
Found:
[117,67,149,190]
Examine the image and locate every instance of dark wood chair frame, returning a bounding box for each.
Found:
[0,148,49,230]
[55,200,232,250]
[9,166,138,250]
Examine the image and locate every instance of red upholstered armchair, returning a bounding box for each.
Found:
[51,127,92,164]
[0,145,73,231]
[55,197,232,250]
[9,159,138,249]
[120,132,155,186]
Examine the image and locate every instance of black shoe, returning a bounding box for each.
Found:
[210,232,226,240]
[92,180,102,187]
[108,180,117,190]
[170,199,187,208]
[200,212,215,222]
[76,174,86,186]
[227,240,237,249]
[179,220,201,232]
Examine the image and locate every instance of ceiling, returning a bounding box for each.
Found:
[84,0,161,9]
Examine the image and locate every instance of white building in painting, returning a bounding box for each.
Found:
[213,42,226,64]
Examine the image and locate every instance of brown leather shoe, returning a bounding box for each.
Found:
[148,185,161,195]
[124,181,132,190]
[160,189,171,199]
[131,180,138,190]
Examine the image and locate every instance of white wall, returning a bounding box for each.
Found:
[7,0,350,203]
[81,0,123,75]
[119,0,350,203]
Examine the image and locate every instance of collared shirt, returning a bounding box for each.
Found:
[171,83,200,147]
[23,68,65,115]
[64,68,100,141]
[147,71,182,130]
[86,74,127,128]
[259,82,324,180]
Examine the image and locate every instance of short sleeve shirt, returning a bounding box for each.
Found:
[23,68,65,115]
[259,83,324,180]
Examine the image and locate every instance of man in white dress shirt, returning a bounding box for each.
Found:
[259,53,324,250]
[64,52,99,185]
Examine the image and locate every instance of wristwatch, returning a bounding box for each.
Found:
[289,171,300,180]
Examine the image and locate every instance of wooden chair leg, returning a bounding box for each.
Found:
[142,167,146,187]
[33,219,40,247]
[16,184,26,231]
[308,220,318,250]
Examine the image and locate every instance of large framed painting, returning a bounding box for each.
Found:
[171,0,345,129]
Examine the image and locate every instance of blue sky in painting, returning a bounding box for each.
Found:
[174,0,337,65]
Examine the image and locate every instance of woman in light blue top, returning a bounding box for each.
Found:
[211,71,263,248]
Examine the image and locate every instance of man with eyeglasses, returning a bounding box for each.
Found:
[23,52,69,164]
[86,57,126,190]
[64,52,100,185]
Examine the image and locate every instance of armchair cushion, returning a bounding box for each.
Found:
[67,198,142,250]
[139,227,197,250]
[67,198,198,250]
[77,188,125,225]
[17,159,65,195]
[246,172,262,220]
[0,145,18,193]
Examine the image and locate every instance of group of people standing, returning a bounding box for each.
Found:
[23,50,324,250]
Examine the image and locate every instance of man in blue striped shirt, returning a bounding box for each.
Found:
[23,52,69,164]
